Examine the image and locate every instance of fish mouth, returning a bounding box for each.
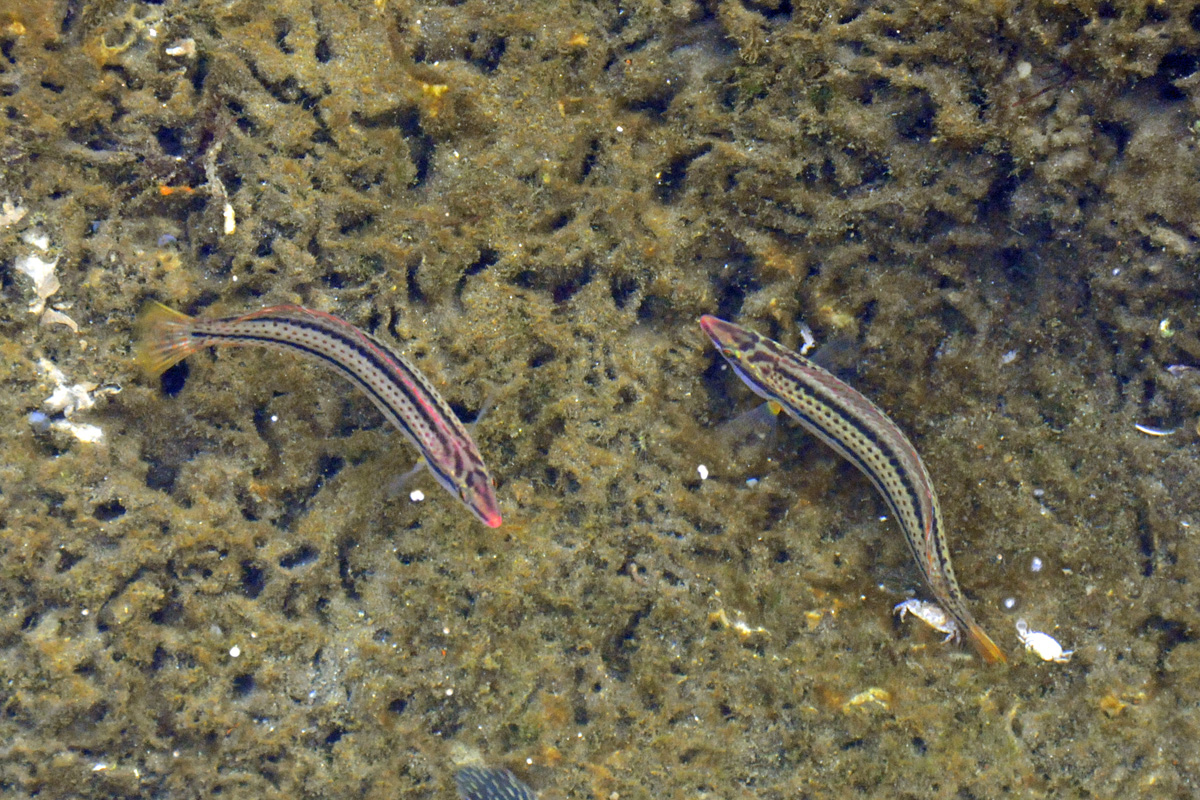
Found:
[699,315,750,352]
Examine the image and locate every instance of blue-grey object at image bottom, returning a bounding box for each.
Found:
[455,766,537,800]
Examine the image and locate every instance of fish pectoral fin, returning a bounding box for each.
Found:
[715,401,782,459]
[387,458,428,497]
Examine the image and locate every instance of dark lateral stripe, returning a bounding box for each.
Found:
[699,315,1004,663]
[218,314,451,446]
[772,370,933,542]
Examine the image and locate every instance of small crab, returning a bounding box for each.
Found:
[1015,619,1073,663]
[894,599,961,643]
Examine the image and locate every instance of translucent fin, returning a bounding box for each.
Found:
[386,458,428,497]
[134,301,197,376]
[714,400,781,460]
[470,383,499,432]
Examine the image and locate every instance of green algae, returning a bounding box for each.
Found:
[2,0,1200,798]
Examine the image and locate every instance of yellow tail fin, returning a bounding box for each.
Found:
[967,622,1007,665]
[134,302,197,376]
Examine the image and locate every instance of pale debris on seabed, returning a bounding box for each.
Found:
[708,607,770,642]
[0,198,27,227]
[164,38,196,57]
[41,307,79,333]
[798,322,817,355]
[40,359,97,416]
[15,251,60,314]
[51,418,104,444]
[10,222,81,329]
[21,227,50,250]
[843,687,891,713]
[1134,423,1176,436]
[35,358,119,443]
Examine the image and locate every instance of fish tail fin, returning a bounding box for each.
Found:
[135,302,198,376]
[966,621,1007,665]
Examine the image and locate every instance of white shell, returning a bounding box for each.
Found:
[1015,619,1073,663]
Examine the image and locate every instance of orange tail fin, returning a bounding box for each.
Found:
[135,302,198,376]
[966,621,1007,665]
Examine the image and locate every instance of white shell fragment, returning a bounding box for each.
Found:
[797,323,817,355]
[21,227,50,250]
[1015,619,1073,663]
[35,359,119,444]
[708,608,770,641]
[165,38,196,57]
[53,421,104,444]
[15,252,60,314]
[41,307,79,332]
[1134,423,1176,436]
[39,359,97,417]
[0,198,27,227]
[894,599,961,643]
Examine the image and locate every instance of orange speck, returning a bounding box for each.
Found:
[813,682,847,710]
[418,82,450,118]
[159,185,196,196]
[420,82,449,99]
[540,693,571,727]
[1100,693,1128,717]
[246,481,269,500]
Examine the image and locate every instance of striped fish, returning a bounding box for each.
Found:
[700,315,1004,663]
[136,302,501,527]
[455,766,536,800]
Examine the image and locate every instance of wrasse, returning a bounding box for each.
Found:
[699,315,1004,664]
[136,302,501,528]
[455,766,537,800]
